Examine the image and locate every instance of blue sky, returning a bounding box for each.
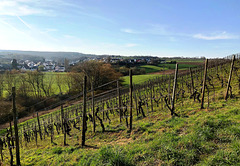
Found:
[0,0,239,58]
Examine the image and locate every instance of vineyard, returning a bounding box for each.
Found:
[0,54,240,165]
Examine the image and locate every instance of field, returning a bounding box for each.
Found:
[2,86,240,165]
[139,63,200,74]
[2,58,240,166]
[0,62,201,98]
[121,74,162,86]
[2,58,240,165]
[122,63,201,86]
[1,72,69,98]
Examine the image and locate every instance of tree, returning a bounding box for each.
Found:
[40,73,54,97]
[0,74,4,97]
[38,65,45,71]
[18,74,29,98]
[11,59,18,70]
[71,61,122,88]
[56,74,64,94]
[4,70,19,96]
[64,58,69,72]
[26,71,44,98]
[67,72,84,93]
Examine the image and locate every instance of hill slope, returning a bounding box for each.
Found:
[2,97,240,165]
[1,58,240,165]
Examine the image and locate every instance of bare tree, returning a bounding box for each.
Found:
[55,74,64,94]
[0,74,4,97]
[4,70,19,96]
[26,71,44,98]
[18,74,29,98]
[40,73,54,97]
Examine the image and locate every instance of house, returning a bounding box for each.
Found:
[43,62,55,71]
[21,64,30,71]
[0,64,11,71]
[55,66,65,72]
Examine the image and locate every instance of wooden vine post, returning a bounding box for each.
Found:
[34,122,37,146]
[168,75,171,104]
[61,105,64,133]
[6,125,13,166]
[225,55,235,100]
[63,118,67,146]
[171,64,178,115]
[150,85,153,112]
[117,80,122,123]
[60,105,67,145]
[37,112,42,140]
[82,76,87,147]
[189,68,195,101]
[201,59,208,109]
[129,69,133,132]
[91,83,96,132]
[9,120,14,148]
[12,87,21,166]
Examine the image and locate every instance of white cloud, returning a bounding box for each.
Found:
[121,24,172,35]
[0,0,113,24]
[121,28,141,34]
[193,32,238,40]
[43,28,58,33]
[0,19,57,51]
[0,0,53,16]
[16,15,32,29]
[121,24,183,38]
[0,17,61,51]
[146,24,169,35]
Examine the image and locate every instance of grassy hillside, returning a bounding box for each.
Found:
[1,72,69,98]
[138,65,165,73]
[139,63,199,74]
[157,63,199,70]
[2,96,239,165]
[121,74,162,86]
[122,63,200,86]
[1,59,239,166]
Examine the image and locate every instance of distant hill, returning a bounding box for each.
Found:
[0,50,97,62]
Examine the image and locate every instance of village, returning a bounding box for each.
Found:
[0,55,168,72]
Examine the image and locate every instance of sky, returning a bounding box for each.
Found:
[0,0,240,58]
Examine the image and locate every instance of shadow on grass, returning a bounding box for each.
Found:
[95,128,125,134]
[83,144,99,149]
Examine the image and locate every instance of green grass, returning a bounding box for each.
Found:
[122,63,199,86]
[1,72,69,98]
[121,74,162,86]
[1,61,239,165]
[138,65,165,73]
[158,63,199,70]
[3,97,239,166]
[138,63,199,74]
[169,59,204,63]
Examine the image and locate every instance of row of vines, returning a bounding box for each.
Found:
[0,54,240,165]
